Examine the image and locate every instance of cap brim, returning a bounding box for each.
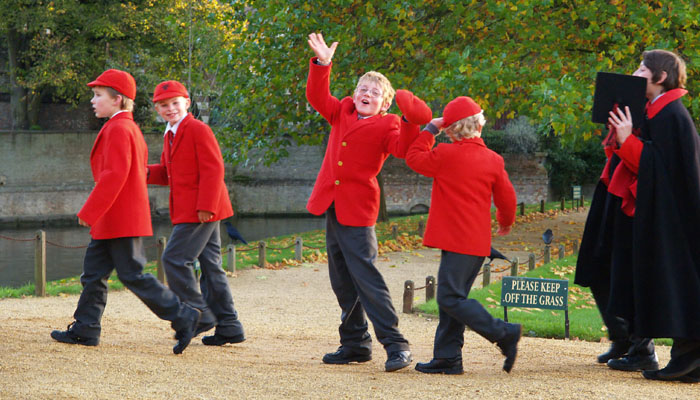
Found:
[592,72,647,128]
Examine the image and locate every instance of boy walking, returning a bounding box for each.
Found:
[305,33,431,372]
[405,97,521,374]
[51,69,200,354]
[147,80,245,346]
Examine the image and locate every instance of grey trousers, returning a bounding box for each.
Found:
[71,237,192,339]
[161,221,243,337]
[433,251,510,359]
[325,207,409,355]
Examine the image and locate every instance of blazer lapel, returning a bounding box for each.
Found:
[169,113,192,156]
[343,114,380,140]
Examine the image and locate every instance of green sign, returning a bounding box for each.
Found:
[500,277,568,310]
[572,185,582,200]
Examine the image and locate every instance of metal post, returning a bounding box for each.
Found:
[34,230,46,297]
[510,257,519,276]
[294,236,303,262]
[402,280,414,313]
[425,276,436,301]
[483,264,491,287]
[528,253,535,271]
[227,244,236,274]
[156,236,167,284]
[258,241,267,268]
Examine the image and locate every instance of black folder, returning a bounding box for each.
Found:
[592,72,647,128]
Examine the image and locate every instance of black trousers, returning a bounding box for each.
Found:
[433,251,510,359]
[325,207,409,355]
[161,222,243,337]
[71,237,192,339]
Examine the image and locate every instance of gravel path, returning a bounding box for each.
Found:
[1,210,697,399]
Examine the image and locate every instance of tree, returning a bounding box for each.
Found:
[215,0,700,167]
[0,0,176,129]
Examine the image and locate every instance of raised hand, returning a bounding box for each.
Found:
[307,32,338,65]
[608,106,633,145]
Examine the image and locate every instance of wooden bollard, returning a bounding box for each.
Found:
[417,220,425,237]
[391,225,399,240]
[403,280,414,313]
[482,264,491,287]
[294,237,303,261]
[528,253,536,271]
[581,194,585,208]
[227,244,236,274]
[510,257,519,276]
[544,245,551,264]
[573,239,579,255]
[156,236,167,284]
[258,241,267,268]
[540,199,545,213]
[560,198,565,211]
[559,244,566,259]
[519,202,525,216]
[425,276,436,301]
[34,230,46,297]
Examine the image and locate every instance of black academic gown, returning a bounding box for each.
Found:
[610,99,700,339]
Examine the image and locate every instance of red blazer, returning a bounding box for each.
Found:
[78,112,153,239]
[305,57,418,226]
[406,131,516,256]
[147,113,233,224]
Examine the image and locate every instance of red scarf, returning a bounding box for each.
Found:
[600,89,687,216]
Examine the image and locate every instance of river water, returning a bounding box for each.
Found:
[0,216,325,288]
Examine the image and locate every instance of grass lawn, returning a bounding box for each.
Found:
[416,255,672,345]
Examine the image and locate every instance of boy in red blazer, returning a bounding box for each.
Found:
[405,96,521,374]
[306,33,432,372]
[147,80,245,346]
[51,69,201,354]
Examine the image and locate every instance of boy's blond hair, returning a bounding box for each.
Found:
[104,87,135,112]
[355,71,395,113]
[445,112,486,140]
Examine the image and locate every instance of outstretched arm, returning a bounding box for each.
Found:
[308,32,338,65]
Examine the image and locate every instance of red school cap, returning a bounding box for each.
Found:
[442,96,482,127]
[152,80,189,103]
[87,69,137,100]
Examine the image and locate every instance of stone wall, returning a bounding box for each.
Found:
[1,131,549,226]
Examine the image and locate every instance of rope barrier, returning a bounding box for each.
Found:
[0,234,35,242]
[45,240,88,249]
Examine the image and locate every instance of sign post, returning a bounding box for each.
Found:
[572,185,582,209]
[501,276,570,339]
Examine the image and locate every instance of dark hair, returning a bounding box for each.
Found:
[642,49,687,90]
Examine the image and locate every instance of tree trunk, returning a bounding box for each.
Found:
[6,28,29,130]
[377,171,389,222]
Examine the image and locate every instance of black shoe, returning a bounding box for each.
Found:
[655,350,700,380]
[643,368,700,383]
[322,347,372,364]
[50,322,99,346]
[201,333,246,346]
[497,323,522,373]
[415,357,464,375]
[173,306,201,355]
[597,340,632,364]
[607,353,659,371]
[385,350,412,372]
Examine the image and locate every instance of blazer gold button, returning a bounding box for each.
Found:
[338,161,343,166]
[335,180,340,185]
[341,142,347,146]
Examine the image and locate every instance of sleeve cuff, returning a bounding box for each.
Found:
[423,123,440,135]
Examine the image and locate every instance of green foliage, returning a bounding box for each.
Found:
[541,128,606,197]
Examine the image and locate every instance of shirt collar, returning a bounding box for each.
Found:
[164,115,186,136]
[111,110,127,119]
